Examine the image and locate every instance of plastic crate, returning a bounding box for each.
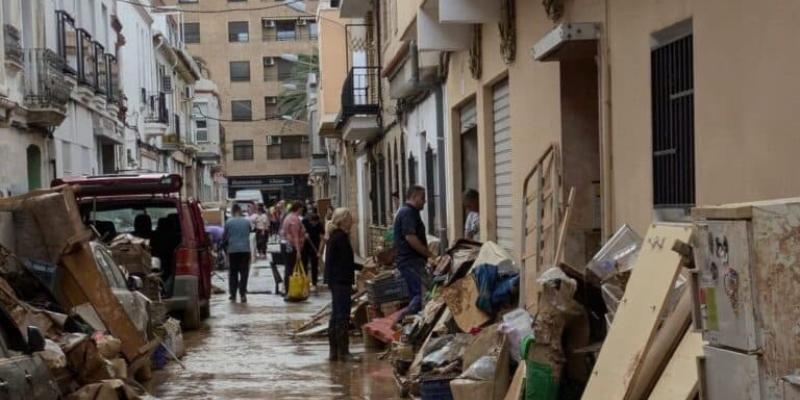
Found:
[420,378,454,400]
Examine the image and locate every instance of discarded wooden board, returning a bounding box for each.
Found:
[443,275,490,332]
[504,362,526,400]
[73,303,108,332]
[648,330,702,400]
[582,223,692,399]
[626,287,692,399]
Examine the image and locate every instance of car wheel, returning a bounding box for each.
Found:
[200,301,210,319]
[182,298,201,330]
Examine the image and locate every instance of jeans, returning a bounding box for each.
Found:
[228,252,251,298]
[281,242,297,295]
[302,245,319,286]
[397,259,427,320]
[329,283,352,331]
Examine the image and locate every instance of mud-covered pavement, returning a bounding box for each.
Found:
[148,258,402,400]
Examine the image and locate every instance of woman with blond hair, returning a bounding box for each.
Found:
[324,207,361,361]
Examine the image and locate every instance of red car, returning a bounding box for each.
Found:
[53,173,212,329]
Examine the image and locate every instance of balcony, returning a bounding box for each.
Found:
[4,25,23,67]
[23,49,74,128]
[338,66,381,142]
[310,153,329,175]
[144,92,169,136]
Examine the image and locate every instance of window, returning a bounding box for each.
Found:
[651,24,694,208]
[262,19,276,41]
[228,21,249,42]
[178,0,199,3]
[276,20,296,41]
[106,54,119,101]
[277,58,294,81]
[229,61,250,82]
[196,119,208,142]
[78,29,95,85]
[233,140,254,160]
[309,22,319,39]
[265,97,278,118]
[266,136,308,159]
[56,11,79,74]
[95,43,106,94]
[263,57,277,81]
[184,23,200,43]
[231,100,252,121]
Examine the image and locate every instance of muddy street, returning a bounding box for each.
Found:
[149,259,402,400]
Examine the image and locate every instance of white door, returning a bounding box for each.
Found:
[492,80,513,252]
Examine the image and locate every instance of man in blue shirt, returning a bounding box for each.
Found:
[393,185,434,323]
[223,204,253,303]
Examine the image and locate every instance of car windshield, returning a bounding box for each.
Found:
[88,207,176,234]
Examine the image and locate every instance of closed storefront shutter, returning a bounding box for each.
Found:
[492,80,513,252]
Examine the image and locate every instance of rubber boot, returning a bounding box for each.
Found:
[328,321,339,361]
[338,322,360,362]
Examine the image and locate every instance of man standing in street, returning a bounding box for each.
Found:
[223,204,252,303]
[393,185,434,324]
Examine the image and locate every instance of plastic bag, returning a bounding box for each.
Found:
[498,308,534,362]
[459,355,498,381]
[287,258,310,301]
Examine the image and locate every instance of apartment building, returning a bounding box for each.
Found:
[316,0,800,306]
[172,0,319,204]
[193,75,225,203]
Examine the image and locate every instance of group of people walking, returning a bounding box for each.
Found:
[219,185,474,362]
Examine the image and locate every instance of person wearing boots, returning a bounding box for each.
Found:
[323,207,362,361]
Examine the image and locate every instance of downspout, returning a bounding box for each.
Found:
[435,84,448,249]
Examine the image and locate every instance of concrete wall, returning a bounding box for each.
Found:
[609,0,800,234]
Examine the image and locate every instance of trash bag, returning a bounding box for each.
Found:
[287,258,310,301]
[498,308,534,363]
[473,264,519,315]
[459,355,498,381]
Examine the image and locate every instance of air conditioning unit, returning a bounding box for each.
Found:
[297,19,308,26]
[162,76,173,93]
[263,19,276,28]
[263,57,276,66]
[266,97,278,105]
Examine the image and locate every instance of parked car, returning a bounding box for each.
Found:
[89,241,150,337]
[0,303,60,400]
[53,173,212,330]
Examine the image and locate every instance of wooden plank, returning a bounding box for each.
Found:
[626,287,692,399]
[582,223,692,400]
[647,331,703,400]
[503,363,526,400]
[554,187,576,264]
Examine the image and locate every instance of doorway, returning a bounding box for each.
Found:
[26,145,42,191]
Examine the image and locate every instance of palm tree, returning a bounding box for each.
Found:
[277,52,319,120]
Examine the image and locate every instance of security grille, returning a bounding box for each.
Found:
[651,33,694,208]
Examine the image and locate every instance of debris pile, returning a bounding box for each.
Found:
[0,187,186,399]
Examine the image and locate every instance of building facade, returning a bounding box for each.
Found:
[171,0,319,204]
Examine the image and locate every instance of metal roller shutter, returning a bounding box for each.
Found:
[492,80,513,252]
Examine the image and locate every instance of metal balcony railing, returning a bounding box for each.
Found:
[4,25,22,65]
[145,92,169,124]
[340,66,380,119]
[23,49,73,114]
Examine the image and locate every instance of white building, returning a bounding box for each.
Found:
[42,0,126,178]
[192,76,224,203]
[0,0,74,195]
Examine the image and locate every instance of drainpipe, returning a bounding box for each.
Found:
[435,83,448,249]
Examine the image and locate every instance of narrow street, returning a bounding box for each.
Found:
[148,259,402,400]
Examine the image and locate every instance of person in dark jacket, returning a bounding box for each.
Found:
[324,207,362,361]
[302,213,324,290]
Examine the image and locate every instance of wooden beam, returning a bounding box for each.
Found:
[554,187,576,265]
[648,331,703,400]
[582,223,692,399]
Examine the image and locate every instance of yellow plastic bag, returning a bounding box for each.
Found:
[287,258,310,301]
